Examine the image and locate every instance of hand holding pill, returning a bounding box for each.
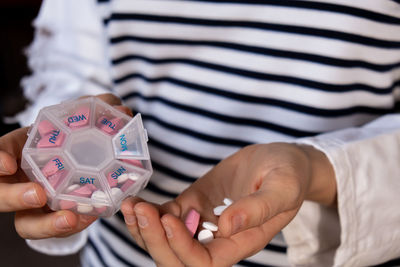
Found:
[121,143,336,266]
[0,94,137,240]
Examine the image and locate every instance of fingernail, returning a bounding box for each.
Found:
[136,214,148,228]
[0,158,10,175]
[231,214,244,235]
[23,189,41,207]
[162,221,173,238]
[124,215,136,225]
[55,215,72,230]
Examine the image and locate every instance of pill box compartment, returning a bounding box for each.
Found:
[102,160,150,207]
[94,99,130,136]
[21,97,153,217]
[46,97,93,131]
[24,112,68,149]
[55,170,114,217]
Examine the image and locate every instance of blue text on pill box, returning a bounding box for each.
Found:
[101,118,116,130]
[119,134,128,151]
[68,114,86,124]
[48,130,60,144]
[53,158,64,170]
[80,177,96,184]
[111,166,126,180]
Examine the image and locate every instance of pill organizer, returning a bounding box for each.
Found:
[21,97,153,217]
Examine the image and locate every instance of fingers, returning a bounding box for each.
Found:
[160,213,278,267]
[0,151,18,175]
[0,182,47,212]
[218,165,305,237]
[134,203,184,267]
[122,199,183,267]
[121,197,147,249]
[160,213,211,266]
[0,128,29,160]
[15,209,96,239]
[160,200,181,218]
[95,93,122,106]
[218,189,288,237]
[113,105,133,117]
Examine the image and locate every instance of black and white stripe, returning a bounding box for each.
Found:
[83,0,400,266]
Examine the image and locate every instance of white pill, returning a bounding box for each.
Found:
[77,203,93,213]
[202,221,218,232]
[111,187,123,198]
[197,229,213,244]
[65,184,80,193]
[213,205,228,216]
[91,190,107,208]
[118,174,129,184]
[128,173,139,181]
[223,198,233,206]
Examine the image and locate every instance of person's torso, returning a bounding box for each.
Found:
[83,1,400,266]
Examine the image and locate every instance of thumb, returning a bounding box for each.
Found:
[0,150,18,175]
[0,127,29,160]
[218,188,293,237]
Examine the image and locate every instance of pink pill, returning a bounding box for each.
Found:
[59,199,77,210]
[120,179,135,192]
[38,120,56,137]
[70,184,96,198]
[37,130,65,148]
[96,116,108,128]
[67,106,90,128]
[48,170,67,189]
[100,117,124,135]
[42,156,65,177]
[95,206,108,214]
[185,209,200,237]
[120,159,143,168]
[107,171,118,187]
[87,184,97,192]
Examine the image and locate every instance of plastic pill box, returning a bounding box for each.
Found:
[21,97,153,217]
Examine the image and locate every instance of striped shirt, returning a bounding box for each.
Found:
[80,0,400,266]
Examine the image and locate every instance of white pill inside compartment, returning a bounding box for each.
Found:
[65,184,80,193]
[91,190,108,208]
[111,187,123,198]
[77,203,94,213]
[118,173,140,184]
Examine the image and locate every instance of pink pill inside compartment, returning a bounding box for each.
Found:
[59,199,77,210]
[97,116,124,135]
[66,106,90,128]
[69,184,97,198]
[120,179,135,192]
[48,170,68,189]
[120,158,143,168]
[107,171,119,188]
[37,130,66,148]
[42,157,65,177]
[185,209,200,237]
[95,206,108,214]
[38,120,56,137]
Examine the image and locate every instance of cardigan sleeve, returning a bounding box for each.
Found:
[283,114,400,266]
[17,0,111,127]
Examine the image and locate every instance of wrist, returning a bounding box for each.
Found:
[297,144,337,206]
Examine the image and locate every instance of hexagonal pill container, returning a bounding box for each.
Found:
[21,96,153,217]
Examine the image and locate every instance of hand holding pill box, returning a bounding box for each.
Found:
[21,97,153,217]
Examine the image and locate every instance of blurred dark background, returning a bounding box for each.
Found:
[0,1,79,266]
